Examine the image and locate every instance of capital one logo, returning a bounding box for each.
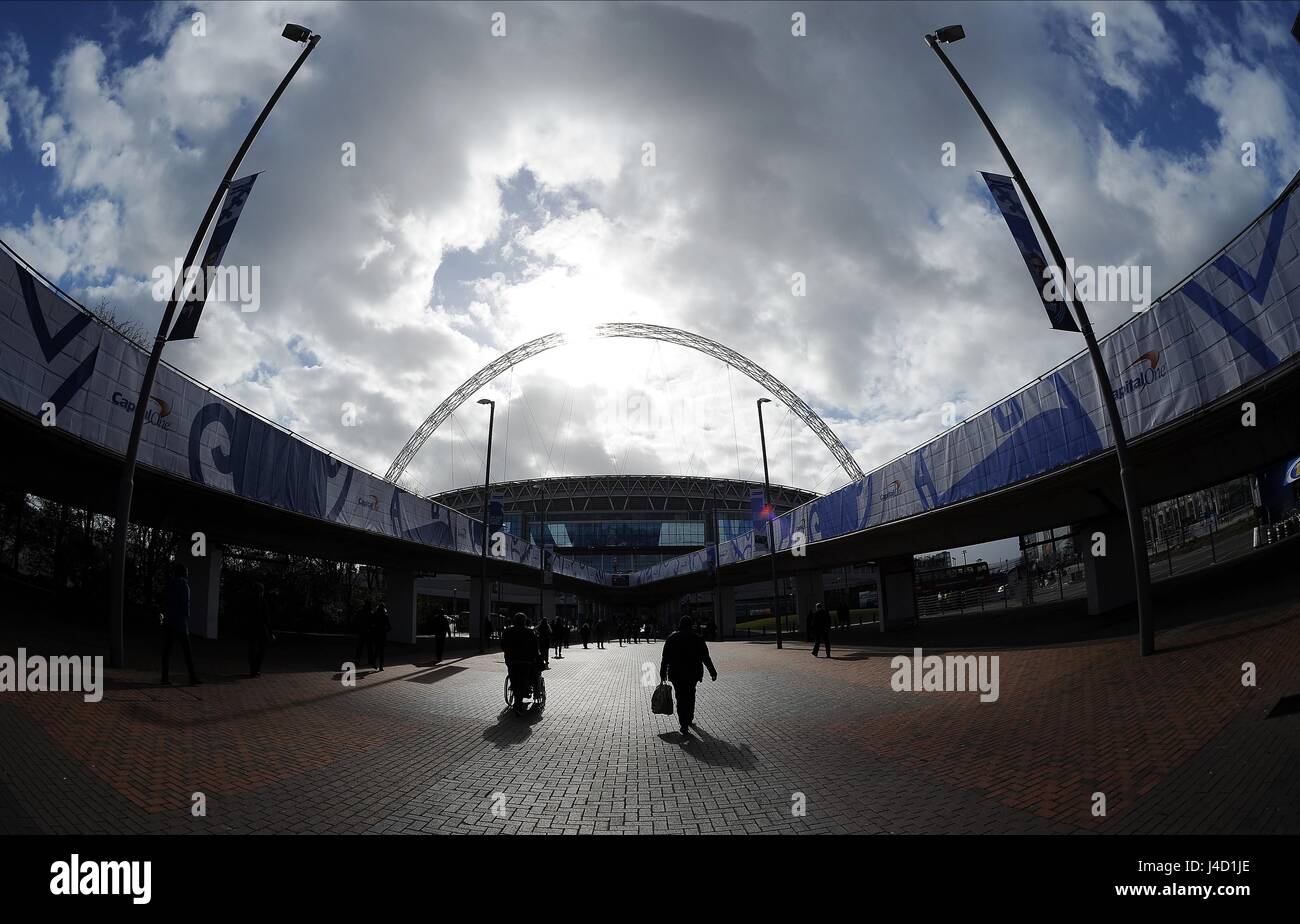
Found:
[112,391,174,431]
[1111,349,1168,402]
[881,479,902,500]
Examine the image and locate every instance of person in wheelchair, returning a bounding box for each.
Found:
[501,613,542,704]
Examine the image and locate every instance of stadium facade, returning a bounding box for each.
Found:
[417,474,822,631]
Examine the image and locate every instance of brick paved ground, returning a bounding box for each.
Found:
[1,583,1298,835]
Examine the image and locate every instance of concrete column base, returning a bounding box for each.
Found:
[469,575,486,640]
[385,569,417,644]
[793,570,825,634]
[1072,512,1138,615]
[878,555,916,632]
[185,540,222,640]
[715,585,736,638]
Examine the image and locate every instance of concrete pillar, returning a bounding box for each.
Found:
[877,555,916,631]
[385,569,417,644]
[792,570,825,633]
[469,575,486,640]
[541,587,556,623]
[1072,512,1137,615]
[186,543,222,640]
[715,584,736,638]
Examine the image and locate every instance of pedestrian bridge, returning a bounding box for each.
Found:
[1,171,1298,640]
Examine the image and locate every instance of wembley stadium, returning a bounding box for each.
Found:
[417,474,869,633]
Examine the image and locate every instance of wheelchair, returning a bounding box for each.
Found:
[504,661,546,715]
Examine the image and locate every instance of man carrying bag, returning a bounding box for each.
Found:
[657,616,718,738]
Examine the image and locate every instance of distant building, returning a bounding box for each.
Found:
[914,551,952,572]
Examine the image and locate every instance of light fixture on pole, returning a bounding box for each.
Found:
[477,398,495,654]
[925,24,1156,656]
[756,397,783,650]
[105,24,320,668]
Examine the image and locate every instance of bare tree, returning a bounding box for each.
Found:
[88,297,148,346]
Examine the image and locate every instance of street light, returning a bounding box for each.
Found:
[756,397,783,650]
[925,25,1156,656]
[477,397,495,654]
[106,24,320,667]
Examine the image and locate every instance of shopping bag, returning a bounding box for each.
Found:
[651,682,674,715]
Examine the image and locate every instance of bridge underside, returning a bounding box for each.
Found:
[5,352,1297,624]
[0,405,562,592]
[632,353,1300,597]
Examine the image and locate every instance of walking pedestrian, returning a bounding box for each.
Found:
[580,620,592,649]
[246,582,273,677]
[811,602,832,658]
[371,603,392,671]
[659,616,717,738]
[432,607,449,663]
[160,561,201,686]
[537,615,551,668]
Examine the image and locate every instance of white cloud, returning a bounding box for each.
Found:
[1,0,1296,502]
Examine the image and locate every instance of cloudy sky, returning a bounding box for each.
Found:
[3,0,1299,559]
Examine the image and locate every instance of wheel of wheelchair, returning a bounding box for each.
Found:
[503,673,515,708]
[531,674,546,710]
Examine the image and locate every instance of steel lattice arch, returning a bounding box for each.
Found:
[385,322,865,484]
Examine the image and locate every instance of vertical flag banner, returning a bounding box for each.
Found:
[168,173,260,342]
[981,171,1080,333]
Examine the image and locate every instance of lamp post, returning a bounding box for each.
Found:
[756,398,783,649]
[477,398,495,654]
[106,24,320,668]
[925,24,1155,655]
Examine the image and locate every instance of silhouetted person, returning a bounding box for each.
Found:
[580,620,591,649]
[160,561,200,686]
[371,603,392,671]
[536,615,551,668]
[246,582,273,677]
[502,613,540,704]
[837,602,849,629]
[432,607,450,663]
[659,616,717,737]
[595,617,606,649]
[811,602,831,658]
[562,619,572,650]
[552,617,564,659]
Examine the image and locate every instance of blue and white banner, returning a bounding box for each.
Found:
[638,175,1300,584]
[981,171,1080,333]
[168,173,259,342]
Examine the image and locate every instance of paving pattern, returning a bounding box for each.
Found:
[1,597,1298,835]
